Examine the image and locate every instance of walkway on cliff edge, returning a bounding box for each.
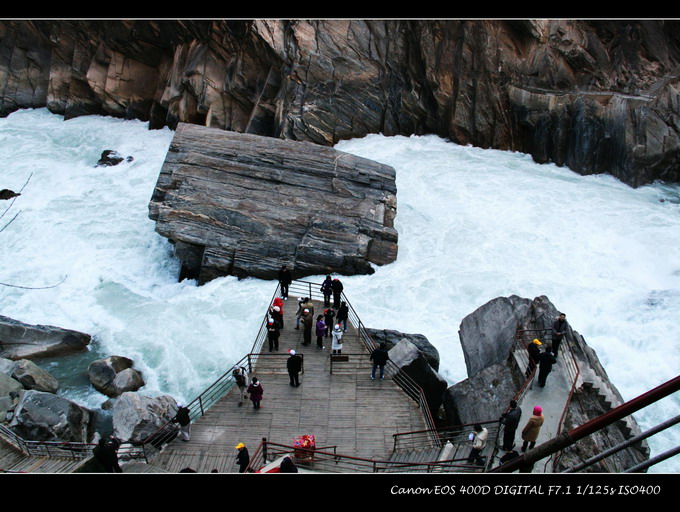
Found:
[147,292,430,473]
[508,350,573,473]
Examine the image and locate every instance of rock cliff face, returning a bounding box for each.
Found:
[1,19,679,187]
[149,123,398,281]
[444,295,649,472]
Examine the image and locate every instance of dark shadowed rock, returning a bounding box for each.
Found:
[365,328,440,371]
[149,123,398,282]
[388,339,448,417]
[95,149,133,167]
[0,189,20,200]
[9,389,95,443]
[0,315,91,360]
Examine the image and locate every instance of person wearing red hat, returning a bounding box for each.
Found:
[521,405,544,452]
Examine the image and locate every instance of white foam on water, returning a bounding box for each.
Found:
[1,110,677,471]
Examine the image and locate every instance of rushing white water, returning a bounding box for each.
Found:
[1,109,678,472]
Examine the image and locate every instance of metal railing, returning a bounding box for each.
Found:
[247,437,500,473]
[0,424,146,462]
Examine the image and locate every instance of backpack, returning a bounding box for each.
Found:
[233,367,246,386]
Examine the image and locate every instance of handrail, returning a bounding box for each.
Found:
[248,439,492,473]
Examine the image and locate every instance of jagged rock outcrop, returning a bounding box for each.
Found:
[0,315,91,360]
[88,356,145,397]
[443,295,649,471]
[365,328,440,371]
[2,19,680,187]
[112,392,177,444]
[9,389,95,443]
[149,123,398,282]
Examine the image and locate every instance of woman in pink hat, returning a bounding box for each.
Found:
[521,406,545,452]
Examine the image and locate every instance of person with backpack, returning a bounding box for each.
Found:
[172,402,192,442]
[232,365,249,406]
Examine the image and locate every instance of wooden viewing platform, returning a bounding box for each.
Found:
[147,290,430,473]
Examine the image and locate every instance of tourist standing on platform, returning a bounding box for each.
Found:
[301,297,315,317]
[370,342,389,380]
[93,436,122,473]
[331,324,344,354]
[235,443,250,473]
[537,346,557,387]
[295,297,305,329]
[287,349,303,387]
[467,423,488,466]
[336,301,349,332]
[302,308,313,346]
[323,308,335,337]
[270,297,284,329]
[500,399,522,451]
[526,338,542,377]
[172,403,192,442]
[331,278,344,308]
[551,312,569,357]
[267,318,280,352]
[232,365,249,406]
[278,265,292,300]
[320,275,333,307]
[521,406,544,452]
[315,315,326,349]
[247,377,264,409]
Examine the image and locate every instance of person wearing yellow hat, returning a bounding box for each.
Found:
[235,443,250,473]
[526,339,542,376]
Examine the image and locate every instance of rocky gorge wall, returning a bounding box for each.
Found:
[2,19,680,187]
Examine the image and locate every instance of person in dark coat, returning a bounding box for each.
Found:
[279,456,298,473]
[235,443,250,473]
[267,318,280,352]
[287,349,303,387]
[551,312,569,357]
[537,347,557,387]
[247,377,264,409]
[323,308,335,337]
[320,275,333,307]
[315,315,326,349]
[331,278,344,309]
[278,265,292,300]
[499,399,522,450]
[370,342,389,380]
[336,301,349,332]
[93,436,122,473]
[173,403,192,442]
[301,308,313,346]
[526,339,542,376]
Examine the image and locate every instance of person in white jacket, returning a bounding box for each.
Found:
[331,324,344,354]
[467,424,488,466]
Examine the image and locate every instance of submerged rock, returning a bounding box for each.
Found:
[149,123,398,283]
[0,315,91,360]
[95,149,134,167]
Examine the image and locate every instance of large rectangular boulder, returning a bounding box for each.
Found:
[148,123,398,283]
